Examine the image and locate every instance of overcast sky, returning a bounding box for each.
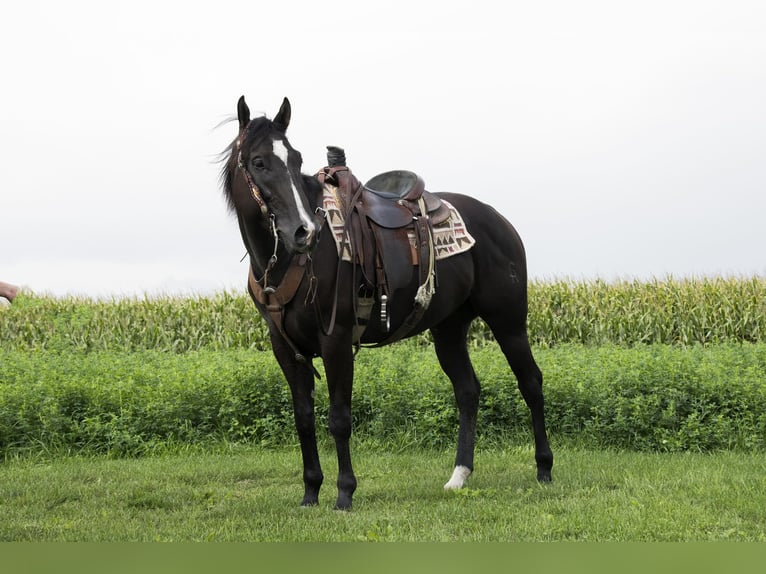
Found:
[2,0,765,297]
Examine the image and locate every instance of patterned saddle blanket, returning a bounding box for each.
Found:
[323,186,475,264]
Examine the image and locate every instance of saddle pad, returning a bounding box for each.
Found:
[322,184,476,264]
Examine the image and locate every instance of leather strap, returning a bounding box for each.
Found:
[248,254,320,379]
[315,166,368,339]
[374,199,435,346]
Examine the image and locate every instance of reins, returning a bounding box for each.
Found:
[314,167,367,343]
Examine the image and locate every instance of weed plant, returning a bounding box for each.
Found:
[1,344,764,457]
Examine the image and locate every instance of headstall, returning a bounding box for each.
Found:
[236,120,270,217]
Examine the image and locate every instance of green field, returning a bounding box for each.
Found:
[1,277,765,541]
[2,446,765,541]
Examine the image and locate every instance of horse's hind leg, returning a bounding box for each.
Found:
[489,323,553,482]
[431,314,481,490]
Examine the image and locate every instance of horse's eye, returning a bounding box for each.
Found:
[252,156,266,170]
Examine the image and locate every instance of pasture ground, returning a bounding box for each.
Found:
[1,443,764,542]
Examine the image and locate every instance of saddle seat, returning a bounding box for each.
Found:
[360,170,451,228]
[365,170,424,200]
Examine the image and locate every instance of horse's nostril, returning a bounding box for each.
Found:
[294,224,315,248]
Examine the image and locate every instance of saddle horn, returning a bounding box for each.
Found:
[327,146,347,167]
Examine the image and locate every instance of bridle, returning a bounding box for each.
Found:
[235,120,327,231]
[236,120,270,217]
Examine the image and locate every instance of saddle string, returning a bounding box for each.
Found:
[413,196,436,307]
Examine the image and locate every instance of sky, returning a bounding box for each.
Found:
[2,0,765,298]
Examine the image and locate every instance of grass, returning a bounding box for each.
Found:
[1,444,765,541]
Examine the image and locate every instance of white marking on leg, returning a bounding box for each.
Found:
[272,138,315,233]
[444,465,472,490]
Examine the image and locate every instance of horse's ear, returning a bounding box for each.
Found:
[273,97,291,132]
[237,96,250,130]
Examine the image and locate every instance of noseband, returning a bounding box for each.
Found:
[236,120,270,217]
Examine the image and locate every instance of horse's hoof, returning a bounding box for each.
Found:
[537,471,552,483]
[334,495,353,511]
[444,465,472,490]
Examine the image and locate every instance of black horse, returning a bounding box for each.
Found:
[220,96,552,510]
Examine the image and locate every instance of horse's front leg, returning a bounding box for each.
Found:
[321,333,357,510]
[272,339,324,506]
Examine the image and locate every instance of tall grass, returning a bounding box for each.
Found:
[2,277,765,351]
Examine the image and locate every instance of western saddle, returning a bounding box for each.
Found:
[316,147,451,346]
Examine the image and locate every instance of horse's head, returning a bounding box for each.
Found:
[227,96,318,255]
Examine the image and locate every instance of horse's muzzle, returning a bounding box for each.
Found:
[292,223,317,254]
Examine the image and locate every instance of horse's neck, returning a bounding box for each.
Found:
[302,174,324,212]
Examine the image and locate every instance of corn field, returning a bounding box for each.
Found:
[1,276,764,352]
[527,276,766,346]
